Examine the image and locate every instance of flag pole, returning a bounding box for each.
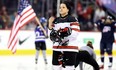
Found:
[57,0,60,17]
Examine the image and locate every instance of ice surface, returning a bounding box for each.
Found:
[0,55,116,70]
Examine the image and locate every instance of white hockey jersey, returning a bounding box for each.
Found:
[52,15,80,52]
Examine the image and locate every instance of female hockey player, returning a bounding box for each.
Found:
[50,1,80,70]
[35,17,48,64]
[95,16,116,69]
[75,41,99,70]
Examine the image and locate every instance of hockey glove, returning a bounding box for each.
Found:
[58,27,72,38]
[50,29,62,42]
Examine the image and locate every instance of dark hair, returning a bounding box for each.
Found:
[87,41,94,49]
[61,1,72,15]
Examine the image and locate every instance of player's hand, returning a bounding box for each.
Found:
[58,27,72,38]
[45,35,48,38]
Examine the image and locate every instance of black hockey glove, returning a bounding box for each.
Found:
[58,27,72,38]
[50,29,62,43]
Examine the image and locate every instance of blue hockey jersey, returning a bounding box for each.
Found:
[35,26,47,42]
[96,20,116,43]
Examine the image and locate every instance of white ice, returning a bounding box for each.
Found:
[0,55,116,70]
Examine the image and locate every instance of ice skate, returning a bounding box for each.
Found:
[108,63,112,70]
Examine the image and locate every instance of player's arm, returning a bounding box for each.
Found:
[94,19,105,31]
[48,16,55,30]
[35,17,47,37]
[94,19,103,26]
[70,17,80,37]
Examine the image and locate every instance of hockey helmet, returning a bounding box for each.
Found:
[40,17,47,23]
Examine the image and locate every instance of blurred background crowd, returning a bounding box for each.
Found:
[0,0,116,31]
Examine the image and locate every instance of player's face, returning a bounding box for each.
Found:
[59,3,69,16]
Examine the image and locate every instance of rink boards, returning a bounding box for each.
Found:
[0,30,116,55]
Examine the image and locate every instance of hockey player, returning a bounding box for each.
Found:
[95,16,116,69]
[50,1,80,70]
[35,17,48,64]
[75,41,99,70]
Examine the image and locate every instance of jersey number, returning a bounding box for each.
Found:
[35,31,44,38]
[102,26,111,32]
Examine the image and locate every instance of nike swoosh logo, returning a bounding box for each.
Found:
[19,36,30,45]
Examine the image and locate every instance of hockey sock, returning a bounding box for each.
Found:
[35,50,39,60]
[42,50,47,64]
[108,55,113,63]
[101,56,104,63]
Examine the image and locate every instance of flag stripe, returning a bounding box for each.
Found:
[20,7,33,21]
[8,16,20,44]
[9,31,18,50]
[20,11,35,23]
[20,10,34,23]
[13,16,20,29]
[11,39,18,51]
[20,6,32,16]
[12,40,17,54]
[20,13,36,26]
[20,14,36,27]
[12,16,19,30]
[8,16,20,46]
[8,16,21,48]
[8,26,20,49]
[8,17,20,48]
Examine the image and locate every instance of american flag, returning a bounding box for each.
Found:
[8,0,36,53]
